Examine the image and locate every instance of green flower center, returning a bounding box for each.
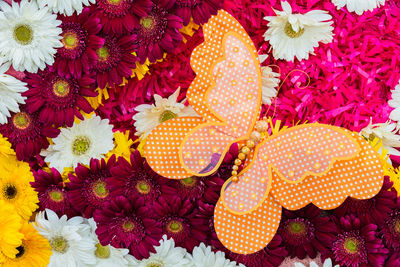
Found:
[107,0,122,4]
[140,16,156,30]
[394,220,400,233]
[62,32,79,50]
[13,24,33,45]
[96,46,109,61]
[92,181,109,198]
[344,238,359,253]
[52,80,70,97]
[71,136,91,156]
[15,245,25,258]
[48,190,64,203]
[288,221,305,234]
[13,112,31,130]
[3,184,17,200]
[180,177,197,187]
[159,110,177,123]
[95,243,111,259]
[284,23,305,38]
[167,220,183,234]
[50,237,69,253]
[122,220,135,231]
[136,181,151,194]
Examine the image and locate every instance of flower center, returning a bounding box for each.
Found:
[3,184,17,200]
[13,112,31,130]
[122,220,135,231]
[284,23,305,38]
[48,189,64,203]
[107,0,123,4]
[52,80,70,97]
[92,181,109,198]
[50,237,69,253]
[344,238,359,253]
[167,220,183,234]
[15,245,25,258]
[71,136,91,156]
[95,243,111,259]
[146,261,164,267]
[288,221,305,234]
[96,46,110,61]
[159,110,177,123]
[62,32,79,50]
[140,16,156,31]
[180,177,197,187]
[13,24,33,45]
[136,180,151,194]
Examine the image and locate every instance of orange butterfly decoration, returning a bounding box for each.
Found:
[144,10,384,254]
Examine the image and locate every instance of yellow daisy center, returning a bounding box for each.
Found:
[159,110,177,123]
[71,136,91,156]
[13,24,33,45]
[167,220,183,234]
[52,80,70,97]
[13,112,31,130]
[96,47,110,61]
[3,184,17,200]
[62,32,79,50]
[50,237,69,253]
[95,243,111,259]
[284,23,305,38]
[146,261,164,267]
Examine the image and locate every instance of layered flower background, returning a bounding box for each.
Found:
[0,0,400,266]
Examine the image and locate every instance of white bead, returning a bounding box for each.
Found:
[255,120,268,132]
[250,131,262,142]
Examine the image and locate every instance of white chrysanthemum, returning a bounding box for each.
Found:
[263,1,334,62]
[389,80,400,124]
[41,115,114,172]
[187,243,244,267]
[38,0,96,16]
[361,121,400,156]
[332,0,385,15]
[0,0,62,73]
[34,209,96,267]
[0,64,28,124]
[133,88,198,138]
[86,218,132,267]
[294,258,339,267]
[130,235,190,267]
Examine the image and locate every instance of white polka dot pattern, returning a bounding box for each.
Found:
[214,194,281,254]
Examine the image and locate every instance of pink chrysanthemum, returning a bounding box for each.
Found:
[381,197,400,249]
[135,0,183,63]
[66,156,116,218]
[331,214,388,267]
[94,195,162,260]
[91,34,138,89]
[93,0,152,35]
[108,151,168,202]
[334,177,397,226]
[174,0,223,25]
[278,204,337,260]
[24,70,97,127]
[153,196,208,252]
[52,8,104,79]
[31,168,77,218]
[0,109,59,161]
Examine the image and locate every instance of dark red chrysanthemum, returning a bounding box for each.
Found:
[93,195,162,260]
[24,70,97,127]
[109,151,168,202]
[66,156,116,218]
[0,108,60,161]
[229,235,288,267]
[135,0,183,63]
[93,0,152,35]
[153,196,208,252]
[31,168,78,218]
[381,197,400,249]
[91,34,138,89]
[334,177,397,226]
[386,250,400,267]
[174,0,223,25]
[331,214,388,267]
[278,204,337,260]
[52,8,104,79]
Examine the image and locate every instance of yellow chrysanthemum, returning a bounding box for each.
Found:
[106,131,134,160]
[0,161,38,220]
[2,223,51,267]
[180,19,200,42]
[0,134,15,158]
[0,200,23,259]
[86,87,110,110]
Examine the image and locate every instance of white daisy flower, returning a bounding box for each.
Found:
[261,66,280,105]
[41,115,114,172]
[361,120,400,156]
[0,64,28,124]
[0,0,62,73]
[37,0,96,16]
[34,209,96,267]
[294,258,339,267]
[332,0,385,15]
[130,235,190,267]
[133,87,198,138]
[389,80,400,124]
[263,1,334,62]
[86,218,132,267]
[187,243,244,267]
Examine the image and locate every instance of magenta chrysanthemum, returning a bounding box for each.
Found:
[334,177,397,226]
[31,168,77,218]
[24,70,97,127]
[109,151,168,202]
[93,0,152,35]
[52,8,104,79]
[66,156,116,218]
[93,195,162,259]
[0,109,60,161]
[153,196,208,252]
[174,0,223,25]
[331,214,388,267]
[278,204,337,259]
[381,197,400,249]
[91,34,138,89]
[135,0,183,63]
